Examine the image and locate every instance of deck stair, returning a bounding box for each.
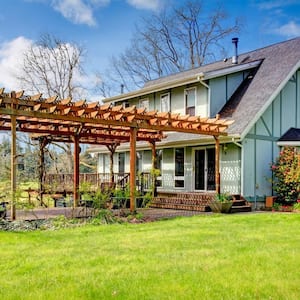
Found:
[150,192,215,212]
[230,194,252,213]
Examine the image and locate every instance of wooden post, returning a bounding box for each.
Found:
[10,114,17,220]
[129,127,137,212]
[38,137,48,206]
[214,136,220,194]
[73,136,80,207]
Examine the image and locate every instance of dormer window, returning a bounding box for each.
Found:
[160,93,170,112]
[185,87,196,116]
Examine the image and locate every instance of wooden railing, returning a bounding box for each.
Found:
[43,172,152,194]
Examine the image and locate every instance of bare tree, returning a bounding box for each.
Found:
[19,34,86,100]
[99,0,242,95]
[18,34,86,174]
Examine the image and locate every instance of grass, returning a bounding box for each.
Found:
[0,212,300,299]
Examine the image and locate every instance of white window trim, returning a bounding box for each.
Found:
[139,98,149,110]
[160,92,170,112]
[184,86,197,115]
[174,147,185,189]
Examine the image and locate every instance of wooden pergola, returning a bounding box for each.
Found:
[0,88,233,219]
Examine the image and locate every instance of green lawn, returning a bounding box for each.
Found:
[0,213,299,299]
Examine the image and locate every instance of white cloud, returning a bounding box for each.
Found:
[257,0,299,10]
[273,21,300,37]
[126,0,162,11]
[0,37,32,91]
[51,0,110,26]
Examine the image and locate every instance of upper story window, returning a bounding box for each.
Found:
[139,98,149,111]
[185,87,196,116]
[160,93,170,112]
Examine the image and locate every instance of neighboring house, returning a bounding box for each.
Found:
[89,37,300,206]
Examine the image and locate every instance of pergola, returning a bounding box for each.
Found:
[0,88,233,219]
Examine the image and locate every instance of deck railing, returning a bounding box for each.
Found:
[44,172,152,194]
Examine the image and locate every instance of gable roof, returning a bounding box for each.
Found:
[221,37,300,137]
[104,37,300,139]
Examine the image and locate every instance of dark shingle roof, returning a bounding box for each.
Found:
[278,128,300,142]
[146,37,300,137]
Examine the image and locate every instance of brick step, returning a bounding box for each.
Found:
[230,205,252,213]
[232,199,247,207]
[149,202,210,212]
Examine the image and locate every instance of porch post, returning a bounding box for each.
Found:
[129,127,137,212]
[214,136,221,194]
[73,136,80,207]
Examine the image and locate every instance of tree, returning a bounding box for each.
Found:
[18,34,86,174]
[99,0,242,95]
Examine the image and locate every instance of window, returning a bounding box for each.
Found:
[175,148,184,187]
[136,152,142,173]
[160,93,170,112]
[139,98,149,111]
[185,87,196,116]
[118,153,125,174]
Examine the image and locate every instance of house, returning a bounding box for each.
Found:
[89,37,300,208]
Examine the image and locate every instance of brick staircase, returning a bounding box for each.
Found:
[150,192,215,212]
[230,194,252,213]
[150,193,252,213]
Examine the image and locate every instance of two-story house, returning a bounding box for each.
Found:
[89,37,300,207]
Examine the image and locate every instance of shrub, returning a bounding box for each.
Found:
[270,147,300,202]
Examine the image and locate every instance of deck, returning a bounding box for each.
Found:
[4,207,206,221]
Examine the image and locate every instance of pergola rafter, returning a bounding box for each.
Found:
[0,88,234,218]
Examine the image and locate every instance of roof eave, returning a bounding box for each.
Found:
[103,60,262,104]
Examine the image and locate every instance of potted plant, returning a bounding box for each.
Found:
[209,193,233,213]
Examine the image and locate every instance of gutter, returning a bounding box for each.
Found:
[103,60,262,104]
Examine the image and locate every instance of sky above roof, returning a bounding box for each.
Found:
[0,0,300,97]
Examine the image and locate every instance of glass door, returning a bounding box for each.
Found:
[194,148,215,191]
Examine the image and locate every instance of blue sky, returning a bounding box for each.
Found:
[0,0,300,95]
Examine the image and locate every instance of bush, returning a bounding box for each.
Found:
[270,147,300,202]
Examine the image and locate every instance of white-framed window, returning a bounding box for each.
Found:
[184,87,196,116]
[160,93,170,112]
[174,147,185,188]
[139,98,149,111]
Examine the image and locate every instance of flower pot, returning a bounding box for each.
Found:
[209,201,233,213]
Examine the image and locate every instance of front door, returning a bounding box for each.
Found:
[194,148,215,191]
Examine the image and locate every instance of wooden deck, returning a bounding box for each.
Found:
[4,207,207,221]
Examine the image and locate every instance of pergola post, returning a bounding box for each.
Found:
[214,136,221,194]
[73,136,80,207]
[129,127,137,212]
[10,114,16,220]
[38,137,48,206]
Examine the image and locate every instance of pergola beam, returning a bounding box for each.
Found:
[0,89,234,217]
